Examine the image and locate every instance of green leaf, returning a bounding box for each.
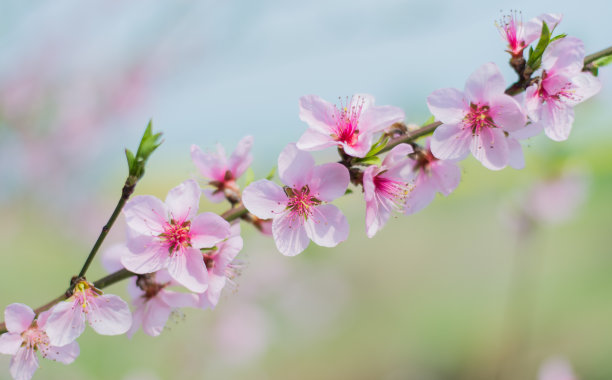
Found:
[355,156,381,166]
[243,167,255,186]
[593,55,612,68]
[527,21,551,71]
[550,33,566,43]
[422,115,435,126]
[125,149,135,170]
[265,166,276,180]
[128,120,163,180]
[344,188,353,195]
[365,135,389,157]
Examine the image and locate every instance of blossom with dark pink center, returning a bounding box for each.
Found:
[199,223,244,309]
[0,304,79,380]
[121,179,231,292]
[403,138,461,215]
[427,62,527,170]
[363,144,413,238]
[524,37,602,141]
[127,270,199,337]
[44,280,132,347]
[497,12,562,56]
[242,144,350,256]
[297,94,405,158]
[191,135,253,202]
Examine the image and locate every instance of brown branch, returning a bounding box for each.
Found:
[381,45,612,154]
[0,203,250,334]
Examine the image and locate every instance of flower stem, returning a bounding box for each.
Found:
[77,177,137,279]
[584,45,612,66]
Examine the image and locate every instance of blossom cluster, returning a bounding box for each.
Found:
[0,12,606,380]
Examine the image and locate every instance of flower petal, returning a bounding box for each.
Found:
[404,173,437,215]
[101,244,129,274]
[191,144,227,182]
[278,143,315,188]
[45,300,86,347]
[542,102,575,142]
[0,333,22,355]
[123,195,168,236]
[429,160,461,196]
[242,180,288,219]
[489,94,526,132]
[4,304,35,334]
[430,123,471,161]
[120,243,167,274]
[168,248,209,293]
[308,163,349,202]
[542,37,584,76]
[141,298,172,337]
[427,88,467,124]
[359,104,405,134]
[228,135,254,178]
[304,204,349,247]
[464,62,506,103]
[470,128,509,170]
[567,72,602,106]
[298,94,336,134]
[272,211,310,256]
[87,294,132,336]
[190,212,231,248]
[41,341,79,364]
[341,133,373,158]
[165,179,201,222]
[10,347,39,380]
[296,128,337,152]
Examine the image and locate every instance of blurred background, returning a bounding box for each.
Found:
[1,1,611,379]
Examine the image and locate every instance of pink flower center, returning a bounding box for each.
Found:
[21,325,49,351]
[538,73,581,104]
[330,96,365,146]
[72,281,101,312]
[373,173,411,212]
[159,219,192,254]
[497,11,525,55]
[284,185,321,221]
[463,103,495,134]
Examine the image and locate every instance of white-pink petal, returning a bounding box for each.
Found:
[190,212,231,248]
[308,163,349,202]
[542,102,575,142]
[10,347,39,380]
[228,135,254,178]
[404,174,437,215]
[123,195,168,236]
[272,211,310,256]
[296,128,337,152]
[488,94,526,132]
[120,244,167,274]
[165,179,201,222]
[429,160,461,196]
[190,144,227,182]
[4,304,35,334]
[507,138,525,170]
[87,294,132,336]
[427,88,467,124]
[242,179,288,219]
[464,62,506,103]
[0,333,22,355]
[430,123,471,161]
[304,204,349,247]
[167,248,209,293]
[359,104,405,134]
[278,143,315,188]
[298,94,337,134]
[470,128,509,170]
[45,301,86,347]
[41,341,79,364]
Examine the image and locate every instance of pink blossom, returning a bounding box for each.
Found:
[427,62,527,170]
[497,12,562,56]
[44,280,132,347]
[525,37,602,141]
[121,179,231,292]
[362,144,413,238]
[199,223,244,309]
[296,94,405,158]
[242,144,350,256]
[403,138,462,215]
[127,270,199,337]
[191,136,253,202]
[0,304,79,380]
[538,357,577,380]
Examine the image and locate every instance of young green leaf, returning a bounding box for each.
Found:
[527,21,551,71]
